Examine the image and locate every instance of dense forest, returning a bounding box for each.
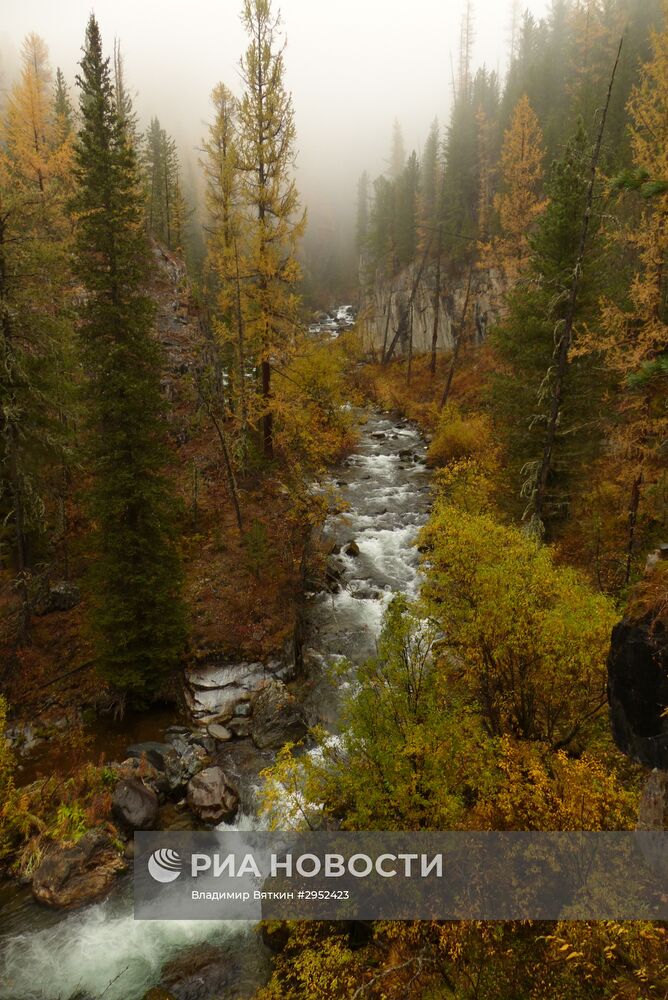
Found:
[0,0,666,998]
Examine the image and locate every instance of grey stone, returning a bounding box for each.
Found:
[111,778,160,833]
[125,742,171,771]
[250,679,308,750]
[186,767,239,824]
[32,830,126,909]
[207,723,232,742]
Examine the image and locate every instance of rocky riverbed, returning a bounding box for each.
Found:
[0,410,431,1000]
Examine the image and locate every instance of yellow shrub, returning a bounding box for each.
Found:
[427,405,492,468]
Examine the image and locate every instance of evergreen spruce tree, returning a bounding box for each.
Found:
[72,14,186,703]
[490,124,605,531]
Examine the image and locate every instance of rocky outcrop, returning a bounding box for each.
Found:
[250,679,308,750]
[32,829,126,909]
[607,612,668,770]
[186,766,239,824]
[111,778,160,833]
[164,737,211,795]
[35,581,81,616]
[360,262,505,359]
[184,658,293,722]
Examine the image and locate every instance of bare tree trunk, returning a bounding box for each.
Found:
[380,295,393,364]
[406,302,414,385]
[383,235,434,365]
[262,358,273,460]
[430,227,443,376]
[625,467,643,585]
[209,410,244,534]
[439,266,473,411]
[233,239,248,462]
[532,35,623,528]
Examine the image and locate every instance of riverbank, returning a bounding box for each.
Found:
[0,406,432,1000]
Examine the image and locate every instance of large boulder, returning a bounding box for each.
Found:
[125,742,172,771]
[164,737,210,794]
[250,679,308,750]
[186,766,239,824]
[35,581,81,616]
[607,612,668,770]
[32,829,126,909]
[111,778,159,833]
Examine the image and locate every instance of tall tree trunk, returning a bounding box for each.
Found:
[262,358,273,460]
[380,295,393,364]
[209,409,244,534]
[624,467,643,585]
[430,227,443,376]
[532,35,623,529]
[233,238,248,458]
[439,266,473,411]
[383,235,433,365]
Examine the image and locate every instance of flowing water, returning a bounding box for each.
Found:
[0,411,430,1000]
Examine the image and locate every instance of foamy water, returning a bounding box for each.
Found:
[0,412,430,999]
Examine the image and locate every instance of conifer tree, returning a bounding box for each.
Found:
[53,68,74,146]
[487,94,546,283]
[0,34,73,635]
[143,117,188,250]
[490,123,605,529]
[579,16,668,581]
[236,0,306,460]
[72,14,185,703]
[202,82,252,447]
[389,118,406,180]
[355,170,370,258]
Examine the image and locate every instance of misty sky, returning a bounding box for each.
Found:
[1,0,549,228]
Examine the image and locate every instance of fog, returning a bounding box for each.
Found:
[1,0,549,235]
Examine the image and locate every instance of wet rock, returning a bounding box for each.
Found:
[371,431,386,439]
[164,725,191,740]
[143,989,177,1000]
[35,581,81,616]
[126,741,171,770]
[207,723,232,742]
[32,829,126,909]
[250,679,308,750]
[159,943,242,998]
[186,766,239,824]
[607,611,668,770]
[187,731,216,755]
[351,588,381,601]
[111,777,160,833]
[234,702,252,718]
[164,738,210,794]
[160,805,198,833]
[228,718,252,738]
[184,661,274,720]
[111,758,167,802]
[344,540,360,557]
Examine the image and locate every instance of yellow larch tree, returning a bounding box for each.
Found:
[236,0,306,460]
[0,34,74,635]
[584,15,668,582]
[488,94,546,284]
[201,82,254,450]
